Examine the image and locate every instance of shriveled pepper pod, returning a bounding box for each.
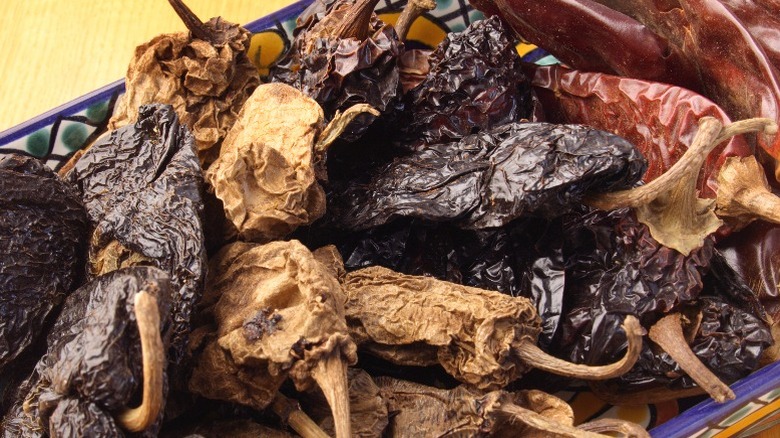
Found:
[188,240,357,438]
[530,65,780,237]
[269,0,402,140]
[403,14,538,144]
[344,266,643,389]
[108,0,260,167]
[0,154,88,375]
[328,122,646,231]
[205,83,377,243]
[66,103,207,365]
[375,376,647,437]
[2,267,171,437]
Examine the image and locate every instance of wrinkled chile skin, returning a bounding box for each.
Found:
[0,154,88,374]
[328,122,647,231]
[67,104,207,364]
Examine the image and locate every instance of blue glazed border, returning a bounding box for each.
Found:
[651,360,780,437]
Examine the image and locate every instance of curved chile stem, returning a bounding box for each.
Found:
[648,313,735,403]
[117,291,164,432]
[577,418,651,438]
[271,393,330,438]
[311,350,352,438]
[497,403,608,438]
[514,315,644,380]
[717,155,780,227]
[167,0,215,43]
[334,0,381,41]
[395,0,437,41]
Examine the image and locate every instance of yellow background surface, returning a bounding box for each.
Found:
[0,0,295,131]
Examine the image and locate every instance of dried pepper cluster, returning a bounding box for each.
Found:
[3,0,780,436]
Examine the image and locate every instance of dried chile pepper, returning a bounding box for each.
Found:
[205,83,375,243]
[305,216,565,348]
[530,65,780,240]
[402,15,538,144]
[66,103,207,364]
[376,376,647,437]
[598,296,772,403]
[0,154,87,374]
[108,0,260,167]
[2,267,171,437]
[717,221,780,363]
[588,0,780,180]
[328,122,646,231]
[269,0,402,140]
[188,240,356,438]
[344,266,644,390]
[468,0,700,92]
[718,0,780,70]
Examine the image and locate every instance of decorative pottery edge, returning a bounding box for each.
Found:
[0,0,777,436]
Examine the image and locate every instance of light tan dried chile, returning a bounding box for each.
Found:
[345,265,541,389]
[205,83,376,242]
[375,377,581,437]
[188,240,357,429]
[345,266,643,390]
[109,9,259,167]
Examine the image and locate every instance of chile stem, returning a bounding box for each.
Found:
[513,315,644,380]
[117,291,164,432]
[717,155,780,228]
[167,0,216,43]
[648,313,735,402]
[577,418,651,438]
[395,0,437,41]
[271,393,330,438]
[311,350,352,438]
[333,0,381,41]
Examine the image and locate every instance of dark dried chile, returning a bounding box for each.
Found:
[328,122,646,230]
[718,221,780,322]
[66,104,207,364]
[0,154,87,374]
[402,15,538,144]
[269,0,402,140]
[615,296,772,393]
[2,267,172,437]
[554,208,714,364]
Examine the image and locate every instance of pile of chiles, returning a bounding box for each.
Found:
[1,0,779,436]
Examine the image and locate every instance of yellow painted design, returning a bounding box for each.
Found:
[248,29,288,77]
[613,405,651,428]
[570,392,608,425]
[713,398,780,437]
[516,42,538,57]
[378,12,448,49]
